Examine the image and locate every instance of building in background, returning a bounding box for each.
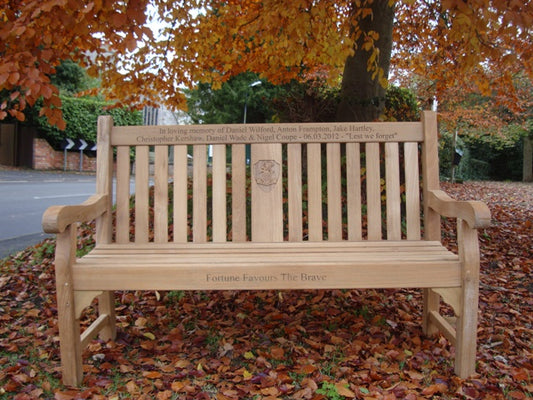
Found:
[143,105,191,126]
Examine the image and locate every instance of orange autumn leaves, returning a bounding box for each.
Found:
[0,0,151,128]
[1,0,532,128]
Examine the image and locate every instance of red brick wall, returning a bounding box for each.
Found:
[33,138,96,172]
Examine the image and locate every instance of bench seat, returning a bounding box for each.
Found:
[73,241,460,291]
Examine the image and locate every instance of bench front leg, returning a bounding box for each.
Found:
[455,218,481,378]
[55,225,83,386]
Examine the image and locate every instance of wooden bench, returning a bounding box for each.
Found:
[42,111,491,385]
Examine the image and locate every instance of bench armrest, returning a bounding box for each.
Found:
[427,190,491,229]
[42,194,109,234]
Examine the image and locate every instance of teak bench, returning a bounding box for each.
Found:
[43,111,491,385]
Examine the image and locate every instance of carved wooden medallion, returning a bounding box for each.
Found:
[253,160,280,192]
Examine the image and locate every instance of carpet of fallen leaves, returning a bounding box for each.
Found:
[0,181,531,400]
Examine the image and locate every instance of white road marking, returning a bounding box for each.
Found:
[33,193,94,199]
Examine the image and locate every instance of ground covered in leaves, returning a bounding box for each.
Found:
[1,181,531,400]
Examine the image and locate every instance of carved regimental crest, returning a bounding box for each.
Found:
[253,160,281,192]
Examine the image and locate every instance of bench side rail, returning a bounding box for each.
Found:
[110,119,427,244]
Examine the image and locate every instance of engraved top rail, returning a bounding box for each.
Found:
[110,121,423,146]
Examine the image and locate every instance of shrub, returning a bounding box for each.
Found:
[33,96,142,150]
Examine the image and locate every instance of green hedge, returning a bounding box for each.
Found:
[35,96,142,150]
[439,129,525,181]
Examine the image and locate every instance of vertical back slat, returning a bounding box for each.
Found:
[251,144,283,242]
[327,143,342,241]
[115,146,130,244]
[173,145,188,243]
[212,144,227,242]
[135,146,150,243]
[404,142,421,240]
[346,143,362,240]
[193,145,207,243]
[288,144,303,241]
[307,143,322,241]
[231,144,247,242]
[385,142,401,240]
[154,146,169,243]
[366,143,382,240]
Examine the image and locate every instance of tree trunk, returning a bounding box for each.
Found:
[336,0,395,122]
[524,134,533,182]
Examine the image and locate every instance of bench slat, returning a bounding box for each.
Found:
[72,261,460,291]
[251,144,283,241]
[115,146,130,244]
[288,144,302,241]
[154,146,169,243]
[82,252,458,263]
[327,143,342,240]
[193,145,207,243]
[173,145,188,243]
[346,143,362,240]
[366,143,382,240]
[385,142,401,240]
[93,240,450,252]
[307,143,322,241]
[212,144,227,242]
[231,144,247,242]
[134,146,150,243]
[111,122,424,145]
[404,142,421,240]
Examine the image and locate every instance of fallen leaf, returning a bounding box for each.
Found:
[422,383,448,396]
[270,346,284,360]
[126,380,139,394]
[143,371,162,379]
[335,382,356,397]
[296,364,318,375]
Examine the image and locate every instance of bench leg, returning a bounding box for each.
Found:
[55,226,84,386]
[454,219,480,378]
[422,288,440,336]
[98,291,116,341]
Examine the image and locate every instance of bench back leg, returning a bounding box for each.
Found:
[97,292,117,341]
[422,289,440,336]
[421,110,444,338]
[55,225,84,386]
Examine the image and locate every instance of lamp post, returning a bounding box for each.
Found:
[243,80,262,163]
[243,80,262,124]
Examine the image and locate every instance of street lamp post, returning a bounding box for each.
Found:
[243,80,262,163]
[243,80,262,124]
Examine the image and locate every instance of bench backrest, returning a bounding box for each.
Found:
[95,111,440,245]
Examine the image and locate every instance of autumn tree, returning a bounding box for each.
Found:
[433,71,533,181]
[1,0,531,126]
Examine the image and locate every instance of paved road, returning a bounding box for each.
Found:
[0,169,97,259]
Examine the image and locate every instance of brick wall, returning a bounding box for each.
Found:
[33,138,96,172]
